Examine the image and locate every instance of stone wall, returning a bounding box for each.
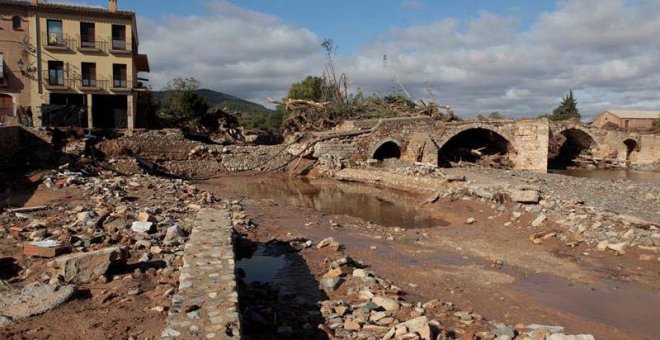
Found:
[162,208,241,339]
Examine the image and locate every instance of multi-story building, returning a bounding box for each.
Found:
[0,2,32,123]
[0,0,149,130]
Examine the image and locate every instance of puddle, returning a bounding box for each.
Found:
[236,245,286,284]
[209,176,449,228]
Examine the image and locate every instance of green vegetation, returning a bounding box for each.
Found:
[158,78,210,126]
[540,90,581,121]
[154,79,283,131]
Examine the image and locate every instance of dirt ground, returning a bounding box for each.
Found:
[0,172,197,340]
[201,175,660,340]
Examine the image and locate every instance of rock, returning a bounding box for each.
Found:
[607,242,627,254]
[466,217,476,224]
[372,296,400,311]
[164,224,185,242]
[526,324,565,334]
[76,211,95,225]
[596,240,608,251]
[317,237,338,250]
[47,247,127,284]
[344,319,361,331]
[359,289,375,300]
[0,283,75,326]
[131,221,155,234]
[509,189,540,203]
[651,233,660,247]
[353,268,369,278]
[531,214,547,227]
[495,325,515,338]
[334,305,348,316]
[401,316,431,340]
[320,277,342,292]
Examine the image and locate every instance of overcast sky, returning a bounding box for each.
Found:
[55,0,660,119]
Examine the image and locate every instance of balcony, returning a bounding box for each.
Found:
[43,75,75,91]
[78,37,108,53]
[79,78,110,91]
[43,32,75,51]
[109,39,131,54]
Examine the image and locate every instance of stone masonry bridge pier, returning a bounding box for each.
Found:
[314,117,660,172]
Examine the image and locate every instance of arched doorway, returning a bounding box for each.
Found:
[372,141,401,160]
[548,128,597,169]
[623,139,639,163]
[0,93,14,119]
[438,128,514,168]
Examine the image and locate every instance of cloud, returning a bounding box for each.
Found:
[140,0,660,119]
[341,0,660,119]
[139,1,323,104]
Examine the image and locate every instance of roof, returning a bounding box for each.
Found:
[0,0,135,18]
[603,110,660,119]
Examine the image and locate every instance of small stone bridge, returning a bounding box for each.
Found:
[315,117,659,172]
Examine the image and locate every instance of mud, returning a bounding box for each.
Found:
[200,175,660,340]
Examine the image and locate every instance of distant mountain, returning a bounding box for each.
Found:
[154,89,281,130]
[155,89,274,114]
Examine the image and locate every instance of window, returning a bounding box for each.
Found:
[0,53,6,86]
[47,20,64,46]
[113,64,127,88]
[80,22,96,48]
[111,25,126,50]
[12,16,22,30]
[48,61,64,86]
[81,62,96,87]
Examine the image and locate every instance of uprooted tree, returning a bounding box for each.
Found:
[271,39,458,136]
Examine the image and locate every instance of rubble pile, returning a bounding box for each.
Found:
[0,167,221,331]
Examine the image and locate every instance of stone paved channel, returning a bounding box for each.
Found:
[162,208,241,339]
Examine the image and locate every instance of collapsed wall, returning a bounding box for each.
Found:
[96,130,293,177]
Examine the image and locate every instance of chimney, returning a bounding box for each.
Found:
[109,0,117,12]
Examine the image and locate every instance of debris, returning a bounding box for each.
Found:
[23,240,69,258]
[47,246,127,284]
[0,283,75,327]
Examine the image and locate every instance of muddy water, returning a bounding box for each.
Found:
[550,168,660,183]
[208,176,449,228]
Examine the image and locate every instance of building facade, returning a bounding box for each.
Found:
[592,110,659,131]
[0,0,149,130]
[0,3,32,123]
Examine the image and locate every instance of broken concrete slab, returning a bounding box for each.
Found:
[0,282,75,327]
[47,246,127,284]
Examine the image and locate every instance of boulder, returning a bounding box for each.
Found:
[47,247,127,284]
[131,221,155,234]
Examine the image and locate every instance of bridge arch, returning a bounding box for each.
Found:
[548,127,598,169]
[623,138,640,163]
[437,126,515,168]
[371,138,402,160]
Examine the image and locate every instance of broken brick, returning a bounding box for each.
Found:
[23,241,69,258]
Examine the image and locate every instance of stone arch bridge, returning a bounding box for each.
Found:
[314,117,659,172]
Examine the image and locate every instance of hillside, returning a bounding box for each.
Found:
[154,89,273,114]
[154,89,282,130]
